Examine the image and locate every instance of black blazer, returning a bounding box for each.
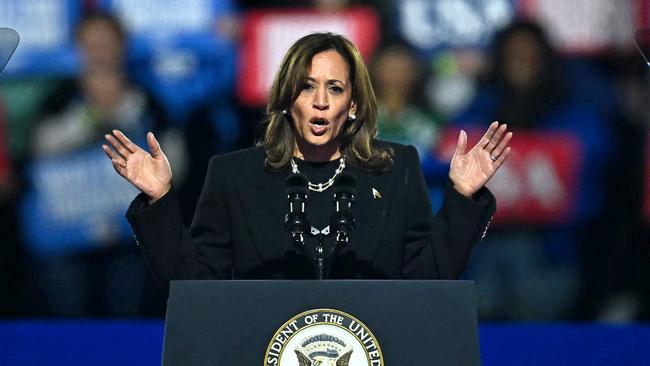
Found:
[126,142,495,290]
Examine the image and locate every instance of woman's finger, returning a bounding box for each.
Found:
[478,121,499,149]
[102,144,127,168]
[113,130,138,154]
[105,133,131,160]
[453,130,468,158]
[146,132,163,158]
[490,131,513,159]
[492,146,511,170]
[110,157,128,175]
[485,123,507,152]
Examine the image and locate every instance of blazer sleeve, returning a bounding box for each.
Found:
[125,155,232,291]
[400,145,495,279]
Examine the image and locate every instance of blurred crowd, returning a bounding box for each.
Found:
[0,0,648,321]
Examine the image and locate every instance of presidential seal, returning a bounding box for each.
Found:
[264,308,383,366]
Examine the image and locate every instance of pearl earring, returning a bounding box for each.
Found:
[348,114,356,121]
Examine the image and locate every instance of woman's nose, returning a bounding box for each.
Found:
[312,88,329,110]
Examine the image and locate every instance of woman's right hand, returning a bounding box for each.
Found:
[103,130,172,203]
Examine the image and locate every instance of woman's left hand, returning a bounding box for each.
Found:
[449,121,512,197]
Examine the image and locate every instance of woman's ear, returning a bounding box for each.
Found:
[348,102,357,120]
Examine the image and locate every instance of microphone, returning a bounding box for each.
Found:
[284,173,309,245]
[331,172,357,245]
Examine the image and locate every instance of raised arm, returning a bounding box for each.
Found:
[402,122,511,279]
[103,132,232,293]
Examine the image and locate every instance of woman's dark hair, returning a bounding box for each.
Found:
[261,32,393,172]
[490,20,558,86]
[488,20,567,128]
[75,10,126,44]
[369,41,429,113]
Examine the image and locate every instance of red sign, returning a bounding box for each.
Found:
[437,128,584,226]
[237,7,380,106]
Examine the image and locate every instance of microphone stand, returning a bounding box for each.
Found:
[315,234,325,280]
[305,226,345,280]
[286,173,356,280]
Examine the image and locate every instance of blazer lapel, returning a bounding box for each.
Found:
[345,166,396,264]
[237,166,293,262]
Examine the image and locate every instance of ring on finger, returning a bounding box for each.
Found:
[490,155,497,162]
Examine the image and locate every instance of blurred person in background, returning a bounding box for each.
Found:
[372,43,442,164]
[579,36,650,321]
[0,98,27,317]
[454,20,613,320]
[371,42,449,206]
[22,11,180,317]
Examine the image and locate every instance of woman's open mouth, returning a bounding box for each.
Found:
[309,118,329,136]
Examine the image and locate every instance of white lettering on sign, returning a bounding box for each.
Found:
[111,0,213,39]
[526,151,566,208]
[486,157,522,208]
[527,0,636,52]
[0,0,69,49]
[398,0,514,50]
[260,15,349,91]
[487,150,568,212]
[33,151,138,225]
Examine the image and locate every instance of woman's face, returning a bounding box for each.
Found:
[503,31,543,90]
[78,20,124,69]
[290,50,355,161]
[374,49,417,97]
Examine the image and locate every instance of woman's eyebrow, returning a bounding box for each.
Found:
[306,77,346,85]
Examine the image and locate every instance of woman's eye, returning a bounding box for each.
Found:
[302,83,315,91]
[330,86,343,94]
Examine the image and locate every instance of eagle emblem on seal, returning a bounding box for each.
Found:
[294,334,353,366]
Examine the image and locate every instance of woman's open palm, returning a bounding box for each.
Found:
[103,130,172,203]
[449,121,512,197]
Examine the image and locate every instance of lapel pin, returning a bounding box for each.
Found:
[372,188,382,199]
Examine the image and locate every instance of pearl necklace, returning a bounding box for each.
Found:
[290,157,345,192]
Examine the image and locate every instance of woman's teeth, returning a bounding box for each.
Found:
[309,119,328,135]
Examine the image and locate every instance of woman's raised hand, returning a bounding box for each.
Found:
[449,121,512,198]
[102,130,172,203]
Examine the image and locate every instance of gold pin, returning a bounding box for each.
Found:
[372,188,382,199]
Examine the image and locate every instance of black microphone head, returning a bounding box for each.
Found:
[286,173,309,196]
[333,172,357,196]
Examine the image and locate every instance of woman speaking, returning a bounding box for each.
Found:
[103,33,511,289]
